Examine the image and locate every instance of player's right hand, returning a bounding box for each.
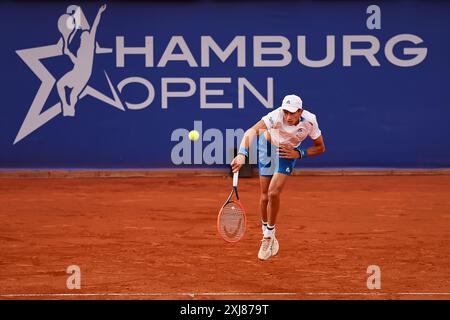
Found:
[230,154,246,173]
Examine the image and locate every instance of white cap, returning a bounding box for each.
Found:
[280,94,303,113]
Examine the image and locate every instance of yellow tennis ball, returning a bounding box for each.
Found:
[188,130,200,141]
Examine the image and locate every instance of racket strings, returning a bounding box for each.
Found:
[218,202,245,242]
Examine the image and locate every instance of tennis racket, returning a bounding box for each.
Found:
[217,171,247,243]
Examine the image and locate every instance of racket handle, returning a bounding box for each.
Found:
[233,171,239,187]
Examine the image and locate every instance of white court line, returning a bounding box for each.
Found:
[1,292,450,298]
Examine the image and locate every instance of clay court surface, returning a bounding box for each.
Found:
[0,174,449,300]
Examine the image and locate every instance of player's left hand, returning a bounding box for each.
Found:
[278,145,300,159]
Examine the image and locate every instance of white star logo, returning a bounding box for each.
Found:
[14,5,124,144]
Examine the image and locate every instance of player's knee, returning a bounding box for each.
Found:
[268,189,280,201]
[56,79,63,90]
[260,193,269,204]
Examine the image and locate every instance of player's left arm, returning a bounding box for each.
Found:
[303,135,326,157]
[63,45,77,64]
[279,135,326,159]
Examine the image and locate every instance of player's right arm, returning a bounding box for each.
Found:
[231,120,267,173]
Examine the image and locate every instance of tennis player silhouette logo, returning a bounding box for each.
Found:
[15,4,125,144]
[56,4,107,117]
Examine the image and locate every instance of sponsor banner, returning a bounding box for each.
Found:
[0,1,449,168]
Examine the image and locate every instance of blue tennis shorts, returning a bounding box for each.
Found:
[258,136,297,176]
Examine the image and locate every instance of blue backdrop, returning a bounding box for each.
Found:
[0,1,449,169]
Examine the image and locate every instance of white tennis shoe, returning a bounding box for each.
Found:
[272,236,279,256]
[258,236,279,260]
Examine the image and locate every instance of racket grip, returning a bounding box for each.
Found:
[233,171,239,187]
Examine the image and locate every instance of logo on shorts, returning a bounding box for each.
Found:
[286,167,290,173]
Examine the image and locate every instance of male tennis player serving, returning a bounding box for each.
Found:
[230,94,326,260]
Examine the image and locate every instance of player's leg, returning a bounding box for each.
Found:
[56,75,70,116]
[68,83,85,117]
[266,172,289,227]
[258,155,295,260]
[258,172,289,260]
[259,175,271,235]
[257,133,275,235]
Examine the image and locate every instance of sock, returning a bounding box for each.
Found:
[264,224,275,238]
[261,220,268,234]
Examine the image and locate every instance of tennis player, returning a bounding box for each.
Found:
[231,94,326,260]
